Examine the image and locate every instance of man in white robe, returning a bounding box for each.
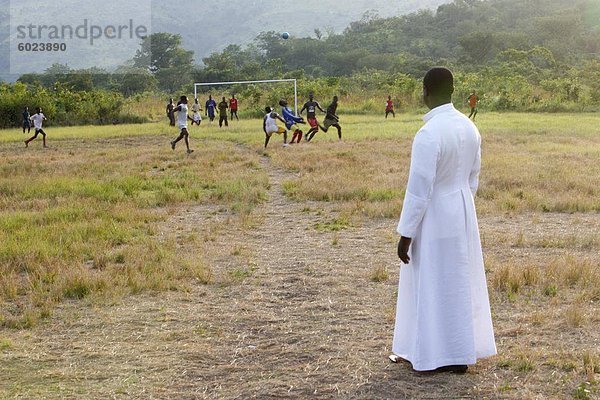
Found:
[391,67,496,373]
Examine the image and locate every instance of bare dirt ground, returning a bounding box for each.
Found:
[1,150,598,399]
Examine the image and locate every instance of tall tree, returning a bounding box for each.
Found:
[133,33,194,74]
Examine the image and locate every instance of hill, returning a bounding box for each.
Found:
[197,0,600,79]
[0,0,449,81]
[153,0,449,63]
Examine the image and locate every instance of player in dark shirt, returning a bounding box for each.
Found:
[218,97,229,128]
[300,93,326,142]
[313,95,342,141]
[22,107,31,133]
[205,95,218,124]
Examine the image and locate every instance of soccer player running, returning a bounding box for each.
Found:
[25,107,48,148]
[385,95,396,118]
[191,98,202,126]
[467,91,479,120]
[22,107,31,134]
[205,95,218,124]
[279,99,305,144]
[318,95,342,141]
[229,94,239,121]
[300,93,326,142]
[263,106,288,148]
[218,97,229,128]
[170,96,194,154]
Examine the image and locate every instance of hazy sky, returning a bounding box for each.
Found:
[0,0,449,79]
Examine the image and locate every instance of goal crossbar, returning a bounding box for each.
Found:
[194,79,298,113]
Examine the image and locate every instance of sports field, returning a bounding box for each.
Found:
[0,113,599,399]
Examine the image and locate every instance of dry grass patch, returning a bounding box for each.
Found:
[266,114,600,218]
[0,136,267,327]
[370,266,390,283]
[275,139,408,218]
[1,114,599,398]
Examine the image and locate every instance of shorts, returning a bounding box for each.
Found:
[178,123,188,130]
[323,118,338,129]
[266,127,286,136]
[286,123,301,132]
[307,117,319,130]
[193,112,202,122]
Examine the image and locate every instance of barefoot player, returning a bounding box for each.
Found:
[279,99,305,144]
[263,106,288,148]
[191,98,202,126]
[385,95,395,118]
[467,91,479,120]
[218,97,229,128]
[205,95,217,124]
[300,93,326,142]
[25,107,48,148]
[22,107,31,134]
[166,98,175,126]
[229,94,239,121]
[318,96,342,141]
[170,96,194,154]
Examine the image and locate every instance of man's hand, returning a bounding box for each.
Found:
[397,236,412,264]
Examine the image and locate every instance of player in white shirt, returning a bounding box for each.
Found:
[263,106,288,148]
[25,107,48,148]
[191,98,202,126]
[170,96,194,154]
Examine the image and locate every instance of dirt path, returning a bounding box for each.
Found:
[158,153,488,399]
[0,151,503,399]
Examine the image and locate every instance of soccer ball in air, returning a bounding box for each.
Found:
[281,32,290,40]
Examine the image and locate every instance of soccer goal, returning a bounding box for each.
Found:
[193,78,298,113]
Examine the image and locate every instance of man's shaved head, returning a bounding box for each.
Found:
[422,67,454,109]
[423,67,454,97]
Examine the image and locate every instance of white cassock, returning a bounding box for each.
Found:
[393,103,496,371]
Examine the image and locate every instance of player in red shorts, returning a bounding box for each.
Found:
[300,93,326,143]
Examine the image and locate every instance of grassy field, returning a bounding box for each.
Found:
[0,112,599,399]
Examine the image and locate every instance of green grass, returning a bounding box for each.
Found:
[0,112,599,399]
[0,127,268,327]
[266,112,600,215]
[1,111,599,327]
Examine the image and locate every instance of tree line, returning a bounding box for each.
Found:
[1,0,599,128]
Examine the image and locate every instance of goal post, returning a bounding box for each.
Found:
[193,78,298,114]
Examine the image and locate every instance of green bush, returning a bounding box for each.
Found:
[0,82,146,128]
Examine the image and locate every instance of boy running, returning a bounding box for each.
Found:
[300,93,326,142]
[191,98,202,126]
[467,91,479,120]
[25,107,48,148]
[317,96,342,141]
[263,106,288,148]
[385,95,395,118]
[279,99,305,144]
[218,97,229,128]
[205,95,217,124]
[229,94,239,120]
[170,96,194,154]
[22,107,31,134]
